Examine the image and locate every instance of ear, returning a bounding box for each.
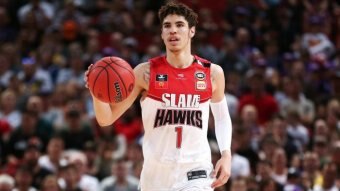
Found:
[189,26,195,38]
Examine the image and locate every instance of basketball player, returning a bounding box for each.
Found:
[85,2,232,190]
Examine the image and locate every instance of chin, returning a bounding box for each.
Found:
[168,46,181,53]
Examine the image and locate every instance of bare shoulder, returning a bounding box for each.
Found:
[134,62,150,90]
[210,64,226,101]
[210,63,224,81]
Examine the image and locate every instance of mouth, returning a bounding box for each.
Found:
[168,37,180,43]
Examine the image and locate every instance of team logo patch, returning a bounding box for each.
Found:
[155,74,168,89]
[196,81,206,90]
[195,71,205,80]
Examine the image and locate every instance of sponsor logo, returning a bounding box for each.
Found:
[114,82,122,102]
[187,170,207,181]
[196,81,206,90]
[155,74,168,89]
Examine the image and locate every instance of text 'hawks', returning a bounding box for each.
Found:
[153,93,202,128]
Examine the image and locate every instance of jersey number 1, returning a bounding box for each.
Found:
[175,126,182,148]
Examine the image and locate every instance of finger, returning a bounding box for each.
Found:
[211,174,227,188]
[88,64,93,69]
[211,178,223,188]
[212,170,227,188]
[212,162,221,177]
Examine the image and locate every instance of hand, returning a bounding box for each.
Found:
[211,151,231,189]
[84,64,93,88]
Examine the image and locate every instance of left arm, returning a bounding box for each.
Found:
[210,64,232,189]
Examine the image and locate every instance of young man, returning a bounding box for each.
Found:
[85,2,232,190]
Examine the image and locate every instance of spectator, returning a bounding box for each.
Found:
[96,136,127,180]
[83,141,98,177]
[17,57,54,95]
[56,53,85,87]
[280,76,315,125]
[240,104,262,150]
[100,159,139,191]
[64,150,100,191]
[224,72,240,120]
[40,175,62,191]
[238,70,279,125]
[58,163,82,191]
[0,89,21,129]
[0,174,15,191]
[21,141,51,189]
[59,101,94,150]
[218,37,249,75]
[43,85,68,130]
[38,135,66,174]
[286,110,310,151]
[301,15,335,58]
[271,115,299,162]
[6,109,50,159]
[270,148,288,185]
[302,152,322,188]
[113,103,143,143]
[17,0,54,28]
[0,0,338,189]
[230,137,251,179]
[13,166,38,191]
[313,162,338,191]
[0,54,14,89]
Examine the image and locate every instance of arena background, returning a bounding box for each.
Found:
[0,0,339,190]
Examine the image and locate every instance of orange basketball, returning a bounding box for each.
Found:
[88,57,135,103]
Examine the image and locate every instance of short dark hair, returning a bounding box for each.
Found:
[158,1,198,28]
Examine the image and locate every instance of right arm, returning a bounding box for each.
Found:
[87,62,149,126]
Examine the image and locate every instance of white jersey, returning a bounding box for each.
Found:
[139,55,214,190]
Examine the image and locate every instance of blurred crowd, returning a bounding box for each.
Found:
[0,0,339,190]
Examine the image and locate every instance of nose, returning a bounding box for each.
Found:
[169,26,177,34]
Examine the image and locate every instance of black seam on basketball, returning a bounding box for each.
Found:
[102,68,111,103]
[102,60,128,99]
[91,66,106,95]
[109,57,135,78]
[108,57,135,93]
[108,57,135,91]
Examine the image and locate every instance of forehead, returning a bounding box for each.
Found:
[163,14,188,24]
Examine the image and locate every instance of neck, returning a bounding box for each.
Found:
[166,48,194,68]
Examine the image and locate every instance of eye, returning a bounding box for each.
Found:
[163,24,171,28]
[177,23,184,27]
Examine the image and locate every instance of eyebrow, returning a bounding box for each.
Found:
[163,21,186,26]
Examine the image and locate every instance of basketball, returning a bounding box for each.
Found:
[88,56,135,103]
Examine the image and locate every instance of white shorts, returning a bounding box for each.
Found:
[140,158,215,191]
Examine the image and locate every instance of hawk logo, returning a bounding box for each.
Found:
[155,74,168,89]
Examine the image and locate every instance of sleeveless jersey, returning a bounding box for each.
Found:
[140,55,213,164]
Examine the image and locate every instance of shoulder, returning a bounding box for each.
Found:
[134,62,150,73]
[134,62,150,80]
[133,62,150,90]
[210,63,224,79]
